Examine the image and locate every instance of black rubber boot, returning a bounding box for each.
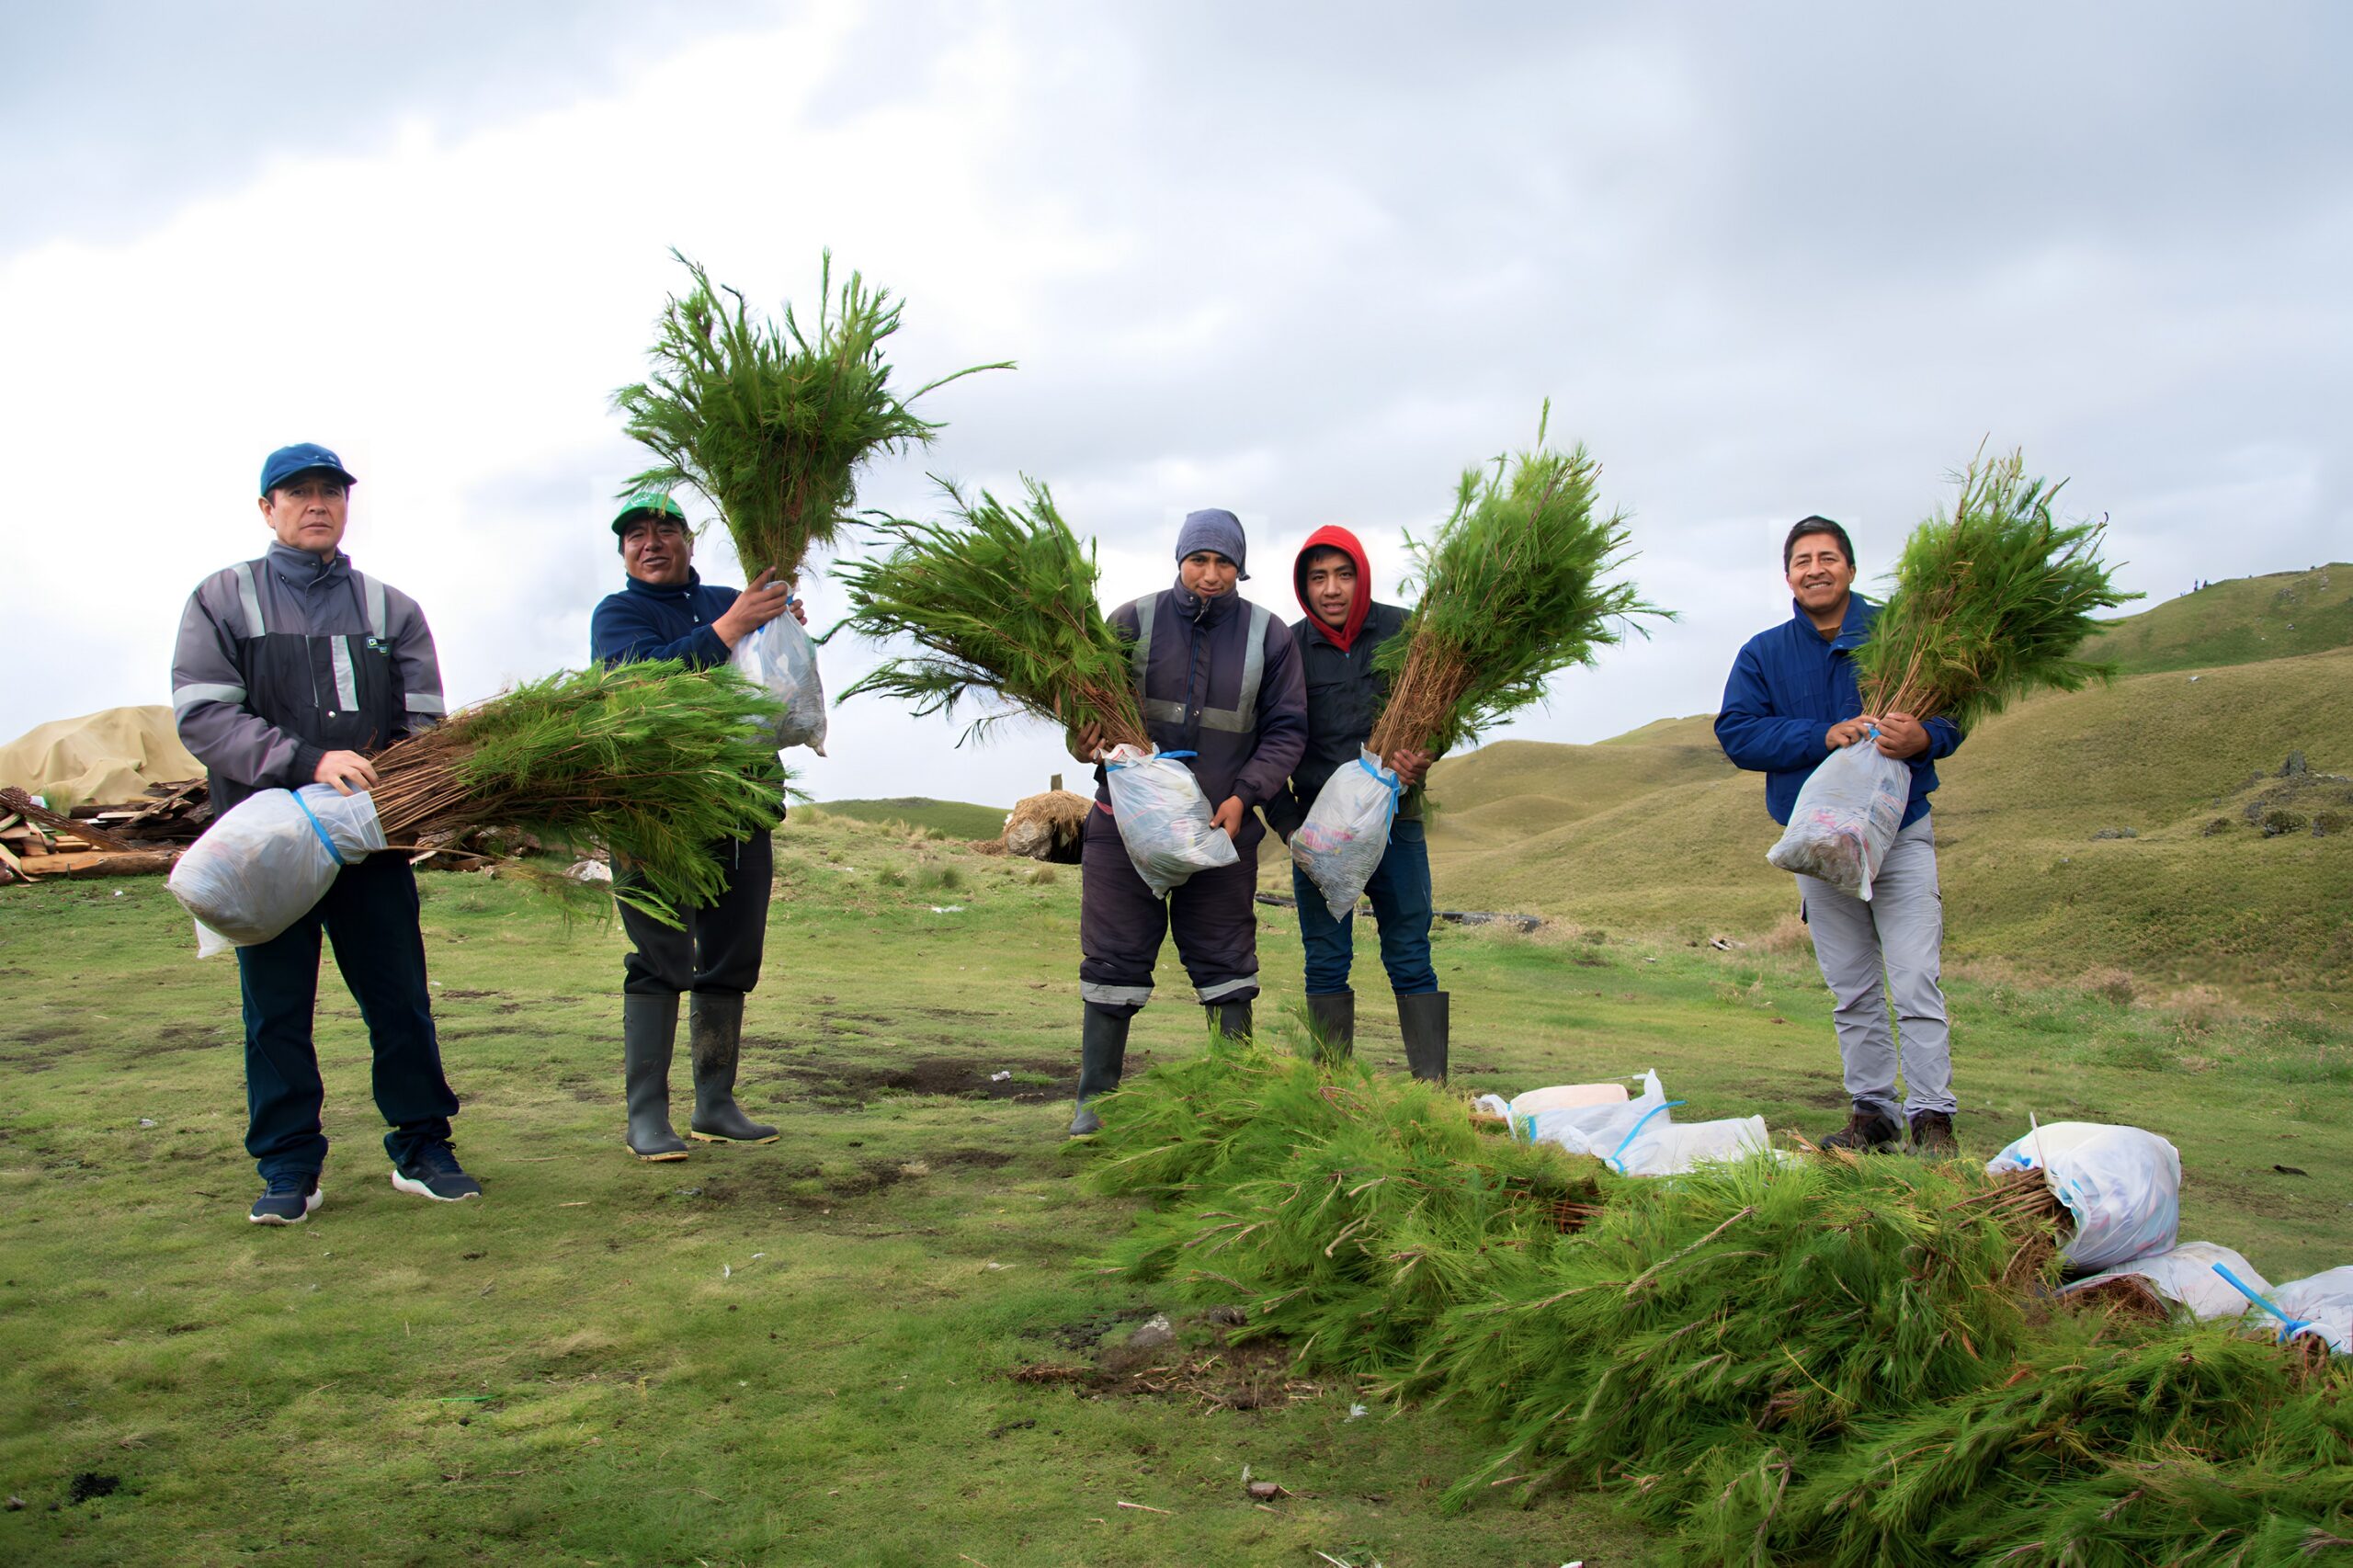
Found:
[1068,1004,1132,1137]
[686,993,778,1144]
[1821,1104,1904,1153]
[1206,997,1253,1040]
[623,994,689,1161]
[1397,990,1449,1082]
[1305,990,1355,1062]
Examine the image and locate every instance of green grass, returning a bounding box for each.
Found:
[806,797,1008,841]
[2,810,2347,1563]
[2079,562,2353,674]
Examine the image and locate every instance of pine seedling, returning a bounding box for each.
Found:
[835,478,1149,749]
[614,251,1011,587]
[368,660,790,926]
[1369,405,1667,759]
[1858,447,2142,730]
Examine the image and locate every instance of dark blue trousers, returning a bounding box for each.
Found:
[235,851,459,1181]
[1293,816,1437,995]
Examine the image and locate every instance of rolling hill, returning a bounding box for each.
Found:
[1413,563,2353,1001]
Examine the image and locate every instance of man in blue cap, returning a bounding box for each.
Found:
[1062,508,1307,1136]
[590,488,800,1160]
[171,443,476,1223]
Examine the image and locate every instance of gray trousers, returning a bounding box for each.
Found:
[1795,813,1956,1119]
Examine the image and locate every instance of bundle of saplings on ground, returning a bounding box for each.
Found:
[613,250,1009,755]
[1082,1041,2353,1566]
[835,480,1239,894]
[1768,448,2140,896]
[1292,408,1665,920]
[170,661,790,947]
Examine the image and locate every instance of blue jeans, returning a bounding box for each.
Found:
[1293,816,1437,996]
[236,852,460,1181]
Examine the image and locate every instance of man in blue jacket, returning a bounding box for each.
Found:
[589,489,799,1160]
[1715,517,1963,1156]
[1063,508,1308,1136]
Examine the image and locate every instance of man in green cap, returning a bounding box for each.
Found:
[589,489,800,1159]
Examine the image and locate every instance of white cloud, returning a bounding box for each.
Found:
[3,2,2347,810]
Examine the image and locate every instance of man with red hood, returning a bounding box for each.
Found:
[1262,528,1446,1079]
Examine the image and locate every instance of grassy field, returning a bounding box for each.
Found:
[2080,562,2351,674]
[808,797,1010,842]
[3,807,2347,1565]
[1414,614,2353,1005]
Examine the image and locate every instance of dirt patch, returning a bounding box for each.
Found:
[1009,1312,1320,1412]
[125,1023,231,1060]
[67,1472,120,1505]
[685,1145,1011,1210]
[760,1056,1075,1108]
[438,989,507,1000]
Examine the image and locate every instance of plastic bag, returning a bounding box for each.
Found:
[730,613,827,756]
[2059,1242,2268,1320]
[1102,743,1238,897]
[1985,1120,2181,1272]
[167,784,387,953]
[1767,737,1910,899]
[1291,749,1404,919]
[1516,1071,1771,1176]
[2270,1267,2353,1354]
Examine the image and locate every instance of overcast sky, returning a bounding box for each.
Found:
[5,1,2347,806]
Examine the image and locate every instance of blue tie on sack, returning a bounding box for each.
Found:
[290,788,347,868]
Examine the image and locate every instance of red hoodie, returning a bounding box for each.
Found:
[1293,525,1373,652]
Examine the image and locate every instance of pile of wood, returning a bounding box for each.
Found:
[0,779,208,884]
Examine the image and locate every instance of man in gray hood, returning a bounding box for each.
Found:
[1063,508,1308,1135]
[171,443,475,1223]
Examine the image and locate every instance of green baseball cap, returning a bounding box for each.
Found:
[611,487,688,536]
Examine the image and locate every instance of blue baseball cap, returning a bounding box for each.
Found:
[259,442,358,496]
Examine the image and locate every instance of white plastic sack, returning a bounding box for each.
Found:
[1767,738,1910,899]
[1102,743,1238,897]
[730,613,827,756]
[2059,1242,2268,1321]
[167,785,387,954]
[1985,1120,2182,1273]
[1290,749,1403,919]
[1514,1071,1771,1176]
[2270,1267,2353,1354]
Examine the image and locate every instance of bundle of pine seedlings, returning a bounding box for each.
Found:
[836,479,1148,748]
[169,661,789,947]
[366,659,790,925]
[1695,1323,2353,1566]
[1091,1034,1610,1375]
[612,250,1010,753]
[1768,447,2140,896]
[838,481,1239,895]
[1292,408,1663,919]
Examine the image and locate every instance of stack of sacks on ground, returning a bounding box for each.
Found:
[1476,1070,1773,1176]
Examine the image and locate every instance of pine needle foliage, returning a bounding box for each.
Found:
[368,660,790,926]
[1857,448,2142,731]
[613,251,1011,586]
[1368,407,1667,758]
[1082,1046,2350,1564]
[835,479,1148,748]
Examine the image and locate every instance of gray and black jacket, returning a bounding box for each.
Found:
[170,542,446,812]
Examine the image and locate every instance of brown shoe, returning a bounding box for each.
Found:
[1908,1109,1959,1159]
[1820,1104,1904,1153]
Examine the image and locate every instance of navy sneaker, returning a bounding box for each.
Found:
[249,1173,323,1225]
[390,1143,483,1203]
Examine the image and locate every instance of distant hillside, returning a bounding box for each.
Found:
[2081,562,2351,674]
[1415,647,2352,1002]
[811,797,1008,840]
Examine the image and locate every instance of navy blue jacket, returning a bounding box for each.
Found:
[589,571,740,670]
[1714,593,1962,828]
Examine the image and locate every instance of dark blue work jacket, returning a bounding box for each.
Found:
[589,571,741,670]
[1714,593,1962,828]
